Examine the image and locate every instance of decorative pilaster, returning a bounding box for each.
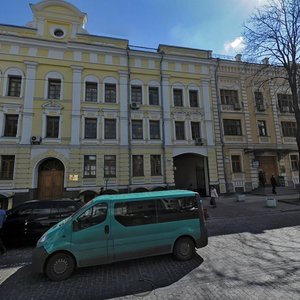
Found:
[119,71,129,146]
[71,66,83,145]
[20,61,38,144]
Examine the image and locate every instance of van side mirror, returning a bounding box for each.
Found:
[73,220,79,232]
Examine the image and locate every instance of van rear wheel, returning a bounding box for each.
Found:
[173,237,195,261]
[45,252,75,281]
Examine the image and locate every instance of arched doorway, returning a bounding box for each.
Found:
[173,153,209,196]
[38,158,64,200]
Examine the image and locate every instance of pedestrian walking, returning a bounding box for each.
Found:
[271,175,277,194]
[0,204,7,255]
[210,185,218,208]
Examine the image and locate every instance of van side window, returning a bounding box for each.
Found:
[156,196,198,223]
[76,203,107,230]
[114,200,157,226]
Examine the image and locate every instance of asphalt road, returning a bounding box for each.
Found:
[0,209,299,300]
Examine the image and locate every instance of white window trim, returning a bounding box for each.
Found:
[147,81,160,106]
[102,117,119,144]
[172,83,185,107]
[174,119,187,142]
[42,113,62,142]
[130,79,144,105]
[131,119,145,143]
[103,77,119,104]
[3,68,25,98]
[83,75,100,103]
[188,85,201,108]
[44,71,64,100]
[148,119,162,143]
[50,26,66,39]
[81,115,100,143]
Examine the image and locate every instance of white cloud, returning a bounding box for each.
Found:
[223,37,245,55]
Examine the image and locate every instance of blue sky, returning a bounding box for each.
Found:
[0,0,267,56]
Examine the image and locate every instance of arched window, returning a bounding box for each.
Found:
[103,77,118,104]
[3,68,25,97]
[83,75,99,102]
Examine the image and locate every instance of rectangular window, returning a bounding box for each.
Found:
[220,89,239,105]
[173,89,183,107]
[132,155,144,177]
[191,122,200,140]
[83,155,96,178]
[258,120,267,136]
[291,155,299,171]
[223,119,242,136]
[85,82,98,102]
[105,83,116,103]
[104,119,116,139]
[114,196,198,227]
[104,155,116,177]
[150,120,160,140]
[231,155,242,173]
[151,155,161,176]
[131,85,142,104]
[8,76,21,97]
[175,121,185,140]
[48,79,61,99]
[46,116,59,138]
[85,118,97,139]
[254,91,264,108]
[278,94,293,113]
[149,87,159,105]
[189,90,198,107]
[4,114,18,137]
[0,155,15,180]
[281,122,296,137]
[132,120,143,140]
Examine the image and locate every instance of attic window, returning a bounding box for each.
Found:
[54,29,64,38]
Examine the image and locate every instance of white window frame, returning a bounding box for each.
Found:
[44,71,64,100]
[83,75,99,103]
[3,68,25,98]
[103,77,118,104]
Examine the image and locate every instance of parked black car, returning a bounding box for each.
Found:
[3,199,83,245]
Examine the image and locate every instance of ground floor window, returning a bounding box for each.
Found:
[0,155,15,180]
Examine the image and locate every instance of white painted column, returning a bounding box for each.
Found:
[71,66,83,145]
[162,74,172,145]
[119,71,128,145]
[202,79,213,146]
[20,61,38,144]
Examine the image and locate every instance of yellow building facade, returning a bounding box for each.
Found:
[0,0,218,207]
[0,0,298,208]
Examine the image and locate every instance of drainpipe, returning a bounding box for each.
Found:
[159,51,167,187]
[127,48,132,192]
[214,59,228,192]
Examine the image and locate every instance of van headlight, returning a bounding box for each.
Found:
[39,234,47,244]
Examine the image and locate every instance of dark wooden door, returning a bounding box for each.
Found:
[38,170,64,200]
[258,156,278,185]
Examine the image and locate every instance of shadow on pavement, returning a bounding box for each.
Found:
[0,253,204,300]
[207,210,300,237]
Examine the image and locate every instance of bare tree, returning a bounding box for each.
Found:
[243,0,300,195]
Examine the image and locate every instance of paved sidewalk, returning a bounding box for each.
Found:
[202,193,300,219]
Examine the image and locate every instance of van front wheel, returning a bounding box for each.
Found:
[173,237,195,261]
[45,252,75,281]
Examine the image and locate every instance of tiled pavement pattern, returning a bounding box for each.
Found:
[0,194,299,300]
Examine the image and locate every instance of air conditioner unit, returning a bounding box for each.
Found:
[195,138,205,146]
[130,102,140,110]
[233,103,242,110]
[31,136,42,144]
[257,105,265,112]
[280,106,289,113]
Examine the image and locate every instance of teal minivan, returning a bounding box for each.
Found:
[32,190,208,281]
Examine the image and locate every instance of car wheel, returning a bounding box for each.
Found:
[45,252,75,281]
[173,237,195,261]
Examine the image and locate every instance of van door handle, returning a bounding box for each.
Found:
[104,225,109,234]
